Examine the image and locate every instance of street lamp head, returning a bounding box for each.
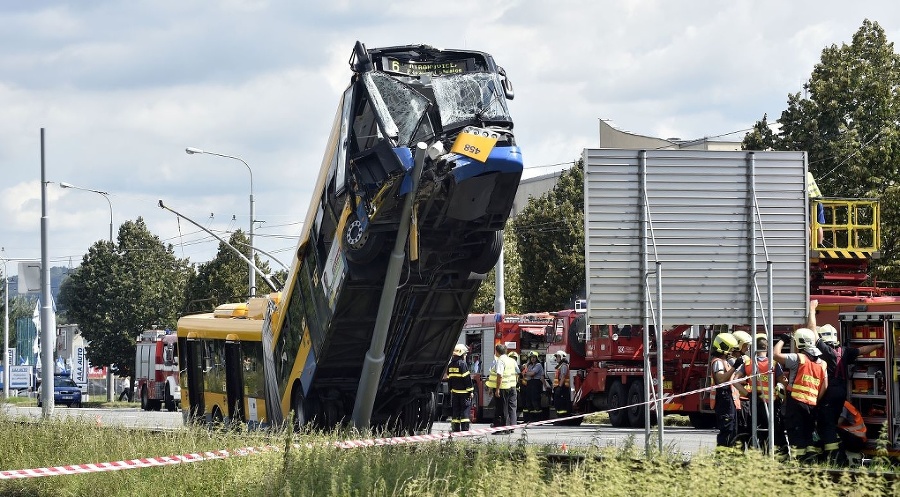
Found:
[185,147,204,155]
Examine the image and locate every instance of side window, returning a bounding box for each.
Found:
[335,86,353,195]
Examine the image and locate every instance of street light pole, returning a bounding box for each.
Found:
[185,147,256,297]
[2,251,9,399]
[58,181,115,402]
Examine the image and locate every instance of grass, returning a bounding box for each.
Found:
[0,410,896,496]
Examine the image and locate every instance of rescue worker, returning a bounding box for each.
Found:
[552,351,571,420]
[522,351,545,422]
[836,401,867,458]
[709,332,742,448]
[746,333,788,451]
[491,343,518,433]
[773,328,828,463]
[731,330,753,446]
[808,299,883,464]
[446,343,474,433]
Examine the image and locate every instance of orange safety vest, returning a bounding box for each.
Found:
[709,357,740,410]
[554,362,570,388]
[839,401,867,442]
[744,356,772,400]
[787,354,825,406]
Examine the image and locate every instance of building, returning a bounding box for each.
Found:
[598,119,743,151]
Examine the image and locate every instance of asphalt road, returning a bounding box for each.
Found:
[2,404,721,456]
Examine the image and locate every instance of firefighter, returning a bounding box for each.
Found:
[522,351,545,422]
[773,328,828,463]
[837,400,867,461]
[731,330,753,446]
[809,300,883,464]
[710,332,742,448]
[748,333,788,451]
[552,351,571,419]
[447,343,474,433]
[490,343,518,434]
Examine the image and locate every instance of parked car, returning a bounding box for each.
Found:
[36,374,83,408]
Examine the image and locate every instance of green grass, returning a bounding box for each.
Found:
[0,411,895,496]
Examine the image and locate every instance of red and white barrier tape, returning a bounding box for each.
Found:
[1,371,769,479]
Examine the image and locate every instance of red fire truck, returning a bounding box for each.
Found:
[448,312,555,422]
[135,329,180,412]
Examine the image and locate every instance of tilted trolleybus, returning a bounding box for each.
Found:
[177,41,523,433]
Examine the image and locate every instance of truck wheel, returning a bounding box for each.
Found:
[164,385,177,412]
[140,387,149,411]
[688,412,716,429]
[607,380,627,427]
[626,381,646,427]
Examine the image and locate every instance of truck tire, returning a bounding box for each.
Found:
[688,412,716,429]
[607,380,628,427]
[164,384,177,412]
[626,381,646,427]
[141,387,150,411]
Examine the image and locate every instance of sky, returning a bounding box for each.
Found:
[1,0,899,279]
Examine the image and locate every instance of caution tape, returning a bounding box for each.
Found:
[0,371,772,479]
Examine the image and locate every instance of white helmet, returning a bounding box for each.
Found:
[817,324,839,346]
[452,343,468,356]
[794,328,819,355]
[732,330,752,348]
[554,351,567,361]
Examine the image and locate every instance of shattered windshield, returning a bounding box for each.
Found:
[431,73,511,131]
[365,72,431,147]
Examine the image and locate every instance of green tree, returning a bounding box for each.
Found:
[741,113,777,151]
[471,229,522,314]
[510,160,585,312]
[183,230,274,313]
[58,218,190,377]
[746,19,900,279]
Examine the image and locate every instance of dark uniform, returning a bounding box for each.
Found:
[447,353,474,432]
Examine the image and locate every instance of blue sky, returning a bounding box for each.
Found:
[1,0,898,278]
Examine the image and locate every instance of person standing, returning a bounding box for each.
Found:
[773,328,828,463]
[522,351,545,422]
[446,344,474,433]
[118,376,132,402]
[709,332,741,448]
[808,300,883,464]
[552,351,571,419]
[491,343,518,434]
[746,333,788,451]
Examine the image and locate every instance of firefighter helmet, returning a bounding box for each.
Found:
[818,324,839,345]
[508,351,519,361]
[453,343,468,356]
[793,328,819,354]
[712,333,738,355]
[528,350,539,359]
[554,351,567,361]
[732,330,752,347]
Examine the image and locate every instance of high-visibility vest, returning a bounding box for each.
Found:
[839,401,867,442]
[709,357,740,410]
[499,355,518,389]
[485,359,498,389]
[554,362,570,388]
[745,356,772,400]
[788,354,825,406]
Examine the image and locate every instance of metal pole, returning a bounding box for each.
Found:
[494,243,505,314]
[3,257,9,399]
[352,142,426,429]
[184,148,255,297]
[40,128,55,416]
[639,151,651,454]
[655,262,664,453]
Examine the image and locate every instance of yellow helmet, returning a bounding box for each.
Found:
[712,333,738,355]
[508,351,519,360]
[453,343,468,356]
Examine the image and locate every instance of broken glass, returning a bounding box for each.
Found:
[431,73,511,131]
[364,72,431,147]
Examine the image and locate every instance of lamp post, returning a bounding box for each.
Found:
[58,181,115,402]
[2,250,9,399]
[185,147,256,297]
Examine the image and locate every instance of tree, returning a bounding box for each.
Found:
[510,160,585,312]
[470,229,522,314]
[183,230,273,313]
[58,218,190,376]
[747,19,900,279]
[741,113,777,151]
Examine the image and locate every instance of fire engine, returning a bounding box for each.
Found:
[446,312,555,422]
[135,328,180,412]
